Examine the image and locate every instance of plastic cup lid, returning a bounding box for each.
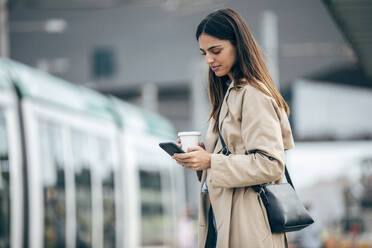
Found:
[178,131,201,137]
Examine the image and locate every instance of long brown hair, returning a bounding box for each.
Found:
[196,8,290,133]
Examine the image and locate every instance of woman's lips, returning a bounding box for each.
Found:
[211,66,221,71]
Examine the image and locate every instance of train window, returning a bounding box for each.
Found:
[97,138,116,248]
[139,169,173,246]
[38,120,66,247]
[71,130,92,248]
[0,110,10,247]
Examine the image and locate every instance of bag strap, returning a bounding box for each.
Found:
[217,130,296,191]
[218,131,231,156]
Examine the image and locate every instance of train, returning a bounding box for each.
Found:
[0,58,187,248]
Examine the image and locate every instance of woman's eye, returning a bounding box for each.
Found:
[200,50,220,56]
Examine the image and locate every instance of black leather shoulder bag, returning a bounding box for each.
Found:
[218,131,314,233]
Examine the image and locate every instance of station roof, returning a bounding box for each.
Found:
[323,0,372,81]
[304,62,372,89]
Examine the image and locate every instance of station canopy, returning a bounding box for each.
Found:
[323,0,372,80]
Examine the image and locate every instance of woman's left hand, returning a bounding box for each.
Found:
[172,146,211,171]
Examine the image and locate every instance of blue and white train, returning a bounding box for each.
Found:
[0,58,186,248]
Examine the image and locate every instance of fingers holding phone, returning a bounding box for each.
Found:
[173,146,211,170]
[160,131,206,169]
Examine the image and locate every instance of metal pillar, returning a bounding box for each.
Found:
[141,83,158,112]
[185,58,209,213]
[0,0,9,57]
[191,58,209,134]
[261,10,279,90]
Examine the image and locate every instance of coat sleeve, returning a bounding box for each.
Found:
[209,87,286,188]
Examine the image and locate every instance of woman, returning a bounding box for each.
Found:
[173,8,295,248]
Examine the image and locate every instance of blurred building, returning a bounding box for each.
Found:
[7,0,353,124]
[291,79,372,141]
[5,0,372,212]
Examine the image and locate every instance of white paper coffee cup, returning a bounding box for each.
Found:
[178,131,202,152]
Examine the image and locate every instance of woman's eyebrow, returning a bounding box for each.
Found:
[199,45,223,52]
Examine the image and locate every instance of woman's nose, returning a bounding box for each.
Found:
[206,55,214,64]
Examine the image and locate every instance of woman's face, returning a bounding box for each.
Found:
[198,33,237,79]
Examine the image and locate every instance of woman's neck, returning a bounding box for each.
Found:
[227,72,234,82]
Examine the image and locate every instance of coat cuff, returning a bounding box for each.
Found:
[209,153,229,186]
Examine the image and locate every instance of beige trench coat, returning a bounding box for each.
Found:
[198,81,295,248]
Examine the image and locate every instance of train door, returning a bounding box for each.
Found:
[70,130,119,248]
[38,119,67,247]
[138,167,175,247]
[22,101,120,248]
[125,133,183,248]
[0,89,23,248]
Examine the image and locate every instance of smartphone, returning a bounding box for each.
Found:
[159,142,185,156]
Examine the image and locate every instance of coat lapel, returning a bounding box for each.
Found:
[218,81,234,131]
[205,81,234,155]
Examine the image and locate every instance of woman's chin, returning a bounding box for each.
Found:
[214,71,226,77]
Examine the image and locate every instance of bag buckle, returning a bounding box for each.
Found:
[221,146,231,156]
